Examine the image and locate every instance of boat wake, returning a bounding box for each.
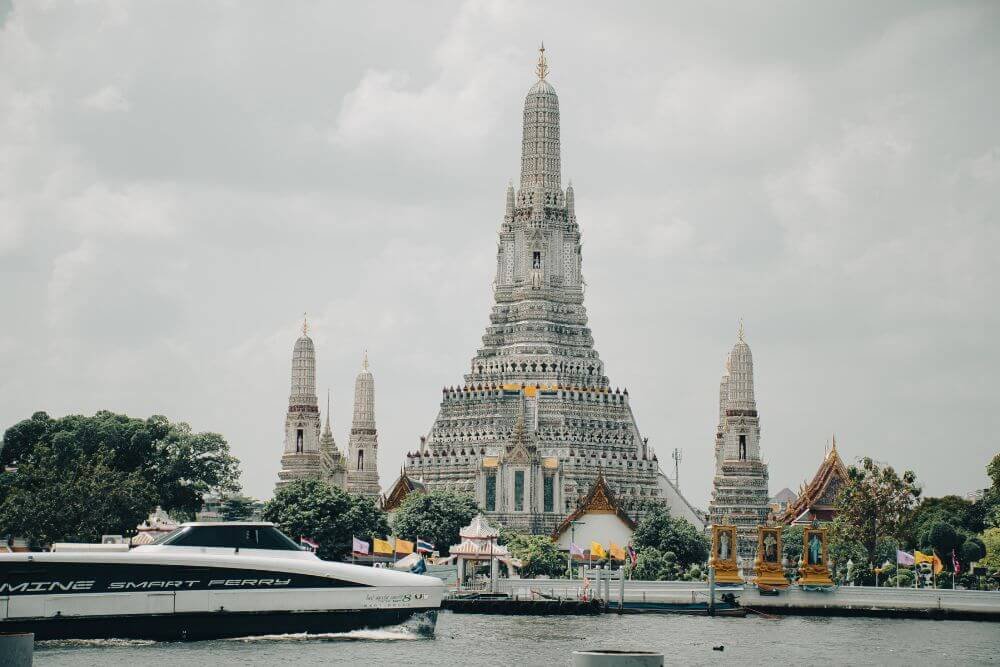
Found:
[36,638,157,649]
[230,628,422,643]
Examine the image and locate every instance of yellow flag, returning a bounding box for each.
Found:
[590,541,607,559]
[609,543,626,561]
[395,538,414,554]
[915,550,944,574]
[373,538,393,555]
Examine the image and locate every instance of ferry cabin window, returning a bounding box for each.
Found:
[485,473,497,512]
[514,470,525,511]
[739,434,747,460]
[158,525,302,550]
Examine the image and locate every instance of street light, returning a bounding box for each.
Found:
[568,520,585,579]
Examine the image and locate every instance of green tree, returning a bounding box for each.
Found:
[907,495,983,545]
[504,533,565,578]
[832,457,920,567]
[981,527,1000,572]
[391,489,477,556]
[0,411,240,546]
[262,480,388,561]
[782,525,804,565]
[980,453,1000,529]
[220,495,256,521]
[631,507,709,567]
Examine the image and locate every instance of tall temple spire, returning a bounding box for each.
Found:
[709,325,769,559]
[346,351,380,498]
[277,319,322,488]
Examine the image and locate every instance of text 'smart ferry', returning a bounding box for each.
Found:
[0,522,443,640]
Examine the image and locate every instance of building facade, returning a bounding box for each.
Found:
[345,354,381,499]
[708,324,771,559]
[403,47,702,535]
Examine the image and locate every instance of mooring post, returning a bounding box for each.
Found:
[618,566,625,614]
[708,566,716,616]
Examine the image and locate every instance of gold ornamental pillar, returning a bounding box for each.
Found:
[753,526,789,588]
[709,525,743,585]
[797,527,835,587]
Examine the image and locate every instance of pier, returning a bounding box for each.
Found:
[483,579,1000,621]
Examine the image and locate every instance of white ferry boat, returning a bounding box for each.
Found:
[0,522,443,640]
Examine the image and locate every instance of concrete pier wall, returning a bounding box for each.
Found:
[495,579,1000,620]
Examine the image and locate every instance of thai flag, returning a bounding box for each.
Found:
[352,537,370,555]
[300,536,319,552]
[416,539,435,554]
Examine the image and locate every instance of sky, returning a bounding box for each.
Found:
[0,1,996,508]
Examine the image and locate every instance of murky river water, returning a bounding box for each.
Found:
[33,612,1000,666]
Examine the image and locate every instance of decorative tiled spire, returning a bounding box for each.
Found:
[289,318,317,408]
[520,44,561,194]
[352,352,375,430]
[726,321,755,412]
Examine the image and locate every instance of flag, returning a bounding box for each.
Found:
[609,543,626,561]
[952,549,961,574]
[915,550,943,575]
[299,536,318,551]
[373,538,393,555]
[896,550,915,566]
[395,538,415,555]
[416,539,435,553]
[627,544,638,566]
[570,543,584,557]
[352,537,369,555]
[590,542,607,559]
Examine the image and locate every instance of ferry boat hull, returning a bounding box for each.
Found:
[1,547,444,640]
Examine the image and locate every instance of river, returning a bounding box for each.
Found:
[33,612,1000,666]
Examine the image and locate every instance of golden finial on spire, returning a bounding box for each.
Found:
[536,41,549,80]
[302,312,309,336]
[831,433,837,452]
[362,349,369,371]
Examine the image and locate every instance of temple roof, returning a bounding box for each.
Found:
[380,470,425,512]
[775,442,849,525]
[460,514,500,540]
[551,473,636,539]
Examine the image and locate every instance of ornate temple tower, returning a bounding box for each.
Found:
[346,353,381,498]
[403,46,703,534]
[708,322,771,559]
[320,390,348,489]
[277,317,322,488]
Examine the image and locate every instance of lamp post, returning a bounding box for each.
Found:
[567,520,585,579]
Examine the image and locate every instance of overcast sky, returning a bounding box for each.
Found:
[1,1,996,508]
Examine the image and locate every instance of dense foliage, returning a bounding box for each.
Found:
[832,457,920,566]
[390,489,477,556]
[0,411,240,546]
[631,507,709,568]
[628,548,703,582]
[503,533,565,578]
[220,495,256,521]
[262,479,388,561]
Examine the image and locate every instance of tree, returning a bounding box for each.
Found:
[907,495,983,544]
[631,507,709,567]
[0,411,240,546]
[981,528,1000,572]
[782,525,804,565]
[504,533,564,578]
[832,457,920,566]
[980,453,1000,529]
[391,489,477,556]
[262,480,388,561]
[220,495,256,521]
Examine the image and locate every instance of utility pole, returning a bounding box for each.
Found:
[672,448,682,489]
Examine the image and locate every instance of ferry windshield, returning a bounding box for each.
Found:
[152,525,303,550]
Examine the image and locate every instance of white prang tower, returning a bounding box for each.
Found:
[277,317,322,488]
[708,322,770,559]
[346,353,381,498]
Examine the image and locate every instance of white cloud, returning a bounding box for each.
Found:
[82,84,130,112]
